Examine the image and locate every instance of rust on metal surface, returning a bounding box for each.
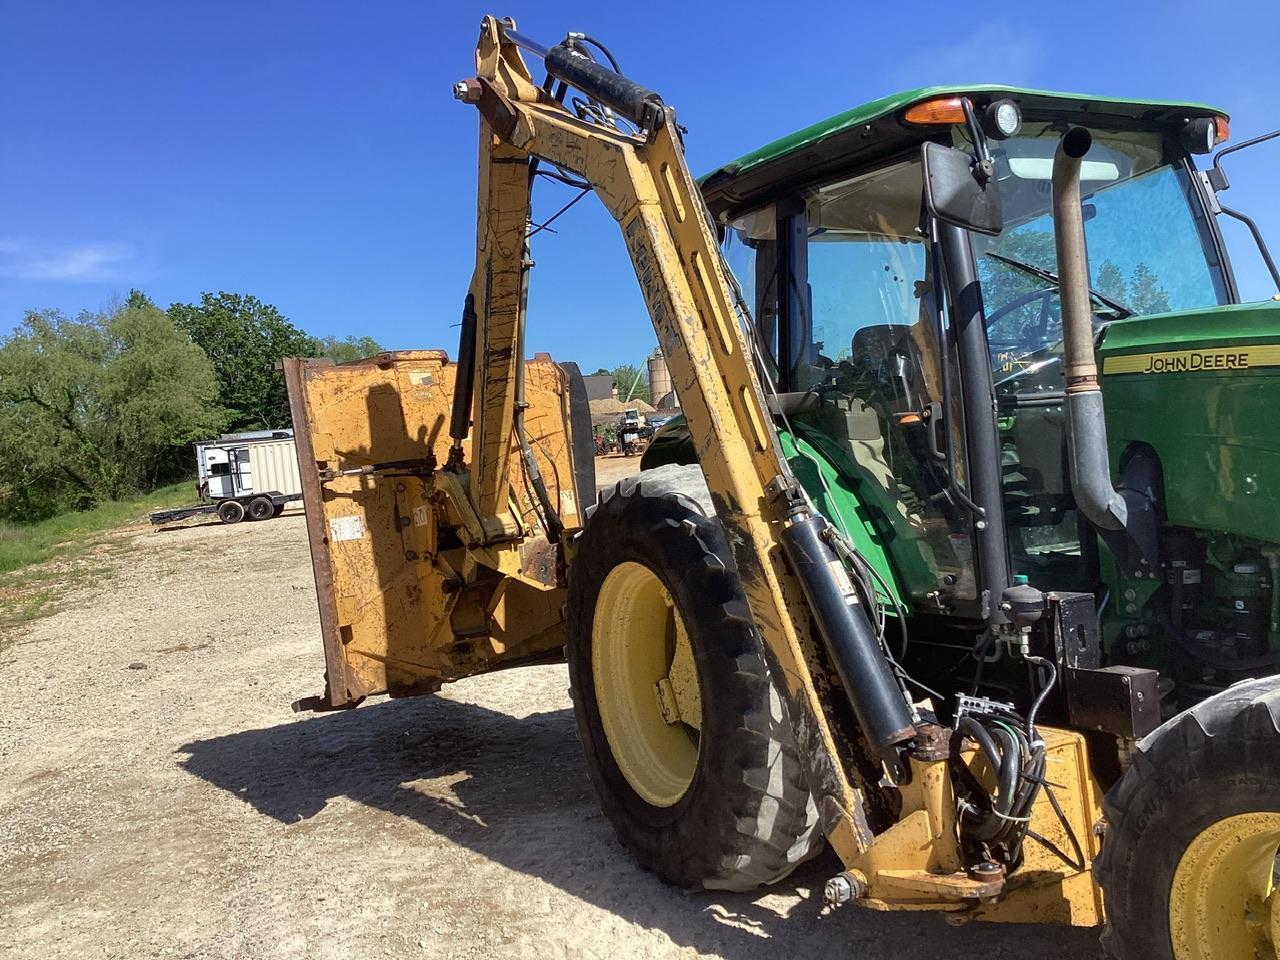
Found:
[911,722,953,761]
[283,356,355,709]
[283,351,582,708]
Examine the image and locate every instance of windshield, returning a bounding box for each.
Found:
[973,124,1231,381]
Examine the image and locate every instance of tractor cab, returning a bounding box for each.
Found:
[661,86,1280,704]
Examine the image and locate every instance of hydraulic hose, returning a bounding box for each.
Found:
[958,716,1020,842]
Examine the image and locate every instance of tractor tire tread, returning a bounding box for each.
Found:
[568,464,822,892]
[1095,675,1280,960]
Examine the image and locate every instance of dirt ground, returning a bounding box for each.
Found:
[0,462,1104,959]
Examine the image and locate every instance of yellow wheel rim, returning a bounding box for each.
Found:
[591,561,702,808]
[1170,811,1280,959]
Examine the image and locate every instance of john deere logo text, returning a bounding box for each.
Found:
[1142,351,1247,373]
[1102,344,1280,376]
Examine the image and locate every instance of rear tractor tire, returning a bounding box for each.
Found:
[566,464,823,892]
[247,496,275,521]
[1096,675,1280,960]
[217,500,245,524]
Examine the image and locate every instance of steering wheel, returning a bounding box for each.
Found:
[986,286,1055,339]
[987,287,1058,377]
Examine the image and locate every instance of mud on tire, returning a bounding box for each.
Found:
[566,464,823,891]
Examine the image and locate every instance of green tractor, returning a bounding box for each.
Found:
[621,86,1280,955]
[288,22,1280,957]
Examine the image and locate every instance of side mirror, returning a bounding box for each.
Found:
[921,141,1003,236]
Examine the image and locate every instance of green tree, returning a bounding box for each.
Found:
[125,288,156,310]
[1128,263,1172,315]
[317,334,383,363]
[167,292,318,430]
[0,302,224,519]
[610,362,650,404]
[1095,260,1128,305]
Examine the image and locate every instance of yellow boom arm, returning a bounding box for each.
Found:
[455,16,890,865]
[449,18,1108,923]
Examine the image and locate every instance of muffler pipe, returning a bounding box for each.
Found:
[1052,128,1127,531]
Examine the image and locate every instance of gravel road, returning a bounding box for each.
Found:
[0,481,1103,959]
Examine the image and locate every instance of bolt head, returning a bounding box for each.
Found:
[967,859,1006,882]
[453,79,482,103]
[823,871,865,907]
[823,875,851,906]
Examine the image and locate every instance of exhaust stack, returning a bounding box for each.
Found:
[1052,127,1127,531]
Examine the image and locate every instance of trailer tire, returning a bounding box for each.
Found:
[566,464,823,892]
[247,496,275,521]
[272,503,286,518]
[217,500,245,524]
[1095,675,1280,960]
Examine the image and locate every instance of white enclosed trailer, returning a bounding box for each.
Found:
[151,431,304,526]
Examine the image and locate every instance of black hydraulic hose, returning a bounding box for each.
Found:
[958,716,1019,842]
[1006,742,1048,864]
[989,726,1021,819]
[1010,741,1044,823]
[566,33,622,74]
[958,717,1002,772]
[1030,779,1086,872]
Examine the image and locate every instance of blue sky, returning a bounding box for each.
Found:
[2,1,1278,372]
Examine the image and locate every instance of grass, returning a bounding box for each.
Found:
[0,480,193,575]
[0,481,194,635]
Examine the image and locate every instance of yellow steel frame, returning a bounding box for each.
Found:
[282,350,579,706]
[460,16,876,865]
[453,14,1104,923]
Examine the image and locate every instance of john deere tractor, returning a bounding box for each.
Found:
[284,17,1280,959]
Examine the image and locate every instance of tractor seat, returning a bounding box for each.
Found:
[849,322,927,413]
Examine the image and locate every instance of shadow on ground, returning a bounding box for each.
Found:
[178,693,1101,958]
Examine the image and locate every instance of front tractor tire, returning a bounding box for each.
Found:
[566,465,822,892]
[1096,676,1280,960]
